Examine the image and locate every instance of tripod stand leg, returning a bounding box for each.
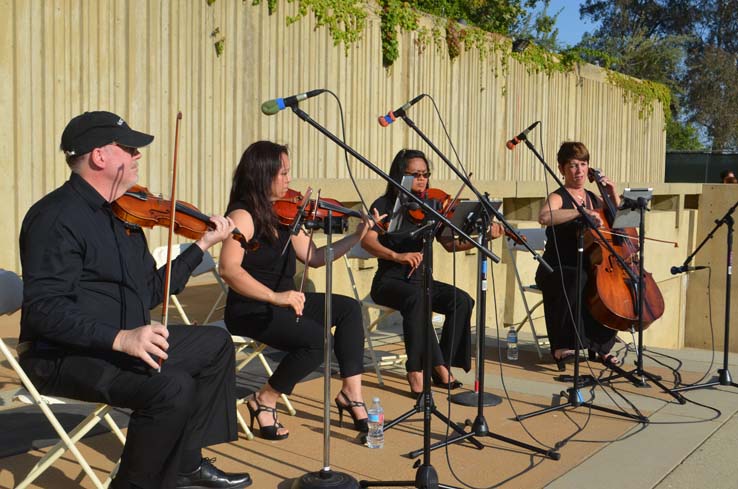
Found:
[602,364,687,404]
[430,407,484,448]
[384,403,425,432]
[673,369,738,392]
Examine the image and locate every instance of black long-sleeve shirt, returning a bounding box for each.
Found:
[19,173,203,351]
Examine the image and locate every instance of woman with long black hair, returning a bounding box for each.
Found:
[220,140,377,440]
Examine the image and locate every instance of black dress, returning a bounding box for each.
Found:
[224,201,364,395]
[534,188,617,356]
[368,195,473,373]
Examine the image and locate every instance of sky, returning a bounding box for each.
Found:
[543,0,601,47]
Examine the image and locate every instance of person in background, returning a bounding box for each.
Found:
[720,169,737,183]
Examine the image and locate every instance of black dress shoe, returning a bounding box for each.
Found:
[176,458,252,489]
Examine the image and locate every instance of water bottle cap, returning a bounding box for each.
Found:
[372,397,380,403]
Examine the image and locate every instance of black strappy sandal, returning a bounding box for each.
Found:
[246,394,289,440]
[334,390,369,433]
[553,349,576,371]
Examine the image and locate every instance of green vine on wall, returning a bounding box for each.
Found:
[379,1,419,67]
[285,0,368,52]
[606,71,672,123]
[205,0,669,122]
[251,0,278,15]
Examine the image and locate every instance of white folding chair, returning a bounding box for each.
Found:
[343,243,410,385]
[152,244,228,325]
[151,245,296,437]
[0,270,126,489]
[505,228,550,359]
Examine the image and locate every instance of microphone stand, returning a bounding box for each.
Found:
[673,200,738,393]
[285,104,499,489]
[596,197,685,403]
[396,114,558,460]
[292,210,360,489]
[515,138,649,423]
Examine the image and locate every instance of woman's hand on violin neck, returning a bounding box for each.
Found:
[272,290,305,316]
[488,222,504,240]
[195,215,236,251]
[356,209,387,240]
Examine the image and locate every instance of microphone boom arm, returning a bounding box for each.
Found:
[288,105,499,263]
[398,115,551,272]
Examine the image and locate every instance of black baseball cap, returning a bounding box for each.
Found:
[60,111,154,156]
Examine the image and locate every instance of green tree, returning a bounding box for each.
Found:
[579,0,738,150]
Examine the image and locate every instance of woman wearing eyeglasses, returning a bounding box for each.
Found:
[361,149,503,396]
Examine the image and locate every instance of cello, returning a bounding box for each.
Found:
[584,168,665,331]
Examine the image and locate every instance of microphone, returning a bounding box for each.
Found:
[670,265,707,275]
[378,94,426,127]
[506,121,541,150]
[261,89,327,115]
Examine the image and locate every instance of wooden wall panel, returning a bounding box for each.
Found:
[0,0,666,271]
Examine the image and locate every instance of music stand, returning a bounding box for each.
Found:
[599,188,685,403]
[441,198,502,408]
[388,176,416,233]
[415,197,558,461]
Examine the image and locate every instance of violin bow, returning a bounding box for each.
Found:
[158,111,183,368]
[296,189,319,324]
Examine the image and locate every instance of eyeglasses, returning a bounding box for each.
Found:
[113,143,140,157]
[404,171,431,179]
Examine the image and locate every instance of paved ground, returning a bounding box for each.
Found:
[2,280,736,488]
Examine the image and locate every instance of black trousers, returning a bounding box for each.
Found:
[225,293,364,395]
[20,325,237,489]
[371,276,473,372]
[536,266,617,356]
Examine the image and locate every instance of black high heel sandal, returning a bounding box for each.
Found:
[335,390,369,433]
[589,350,621,367]
[246,394,289,440]
[553,349,576,372]
[431,369,463,389]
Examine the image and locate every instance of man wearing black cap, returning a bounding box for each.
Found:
[18,111,252,489]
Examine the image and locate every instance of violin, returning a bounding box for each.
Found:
[407,187,510,241]
[584,168,665,331]
[272,188,362,228]
[407,188,452,223]
[113,184,252,249]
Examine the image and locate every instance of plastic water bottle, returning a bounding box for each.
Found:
[366,397,384,449]
[506,326,519,361]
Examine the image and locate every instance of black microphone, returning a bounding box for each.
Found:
[670,265,708,275]
[261,89,327,115]
[506,121,541,150]
[378,94,426,127]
